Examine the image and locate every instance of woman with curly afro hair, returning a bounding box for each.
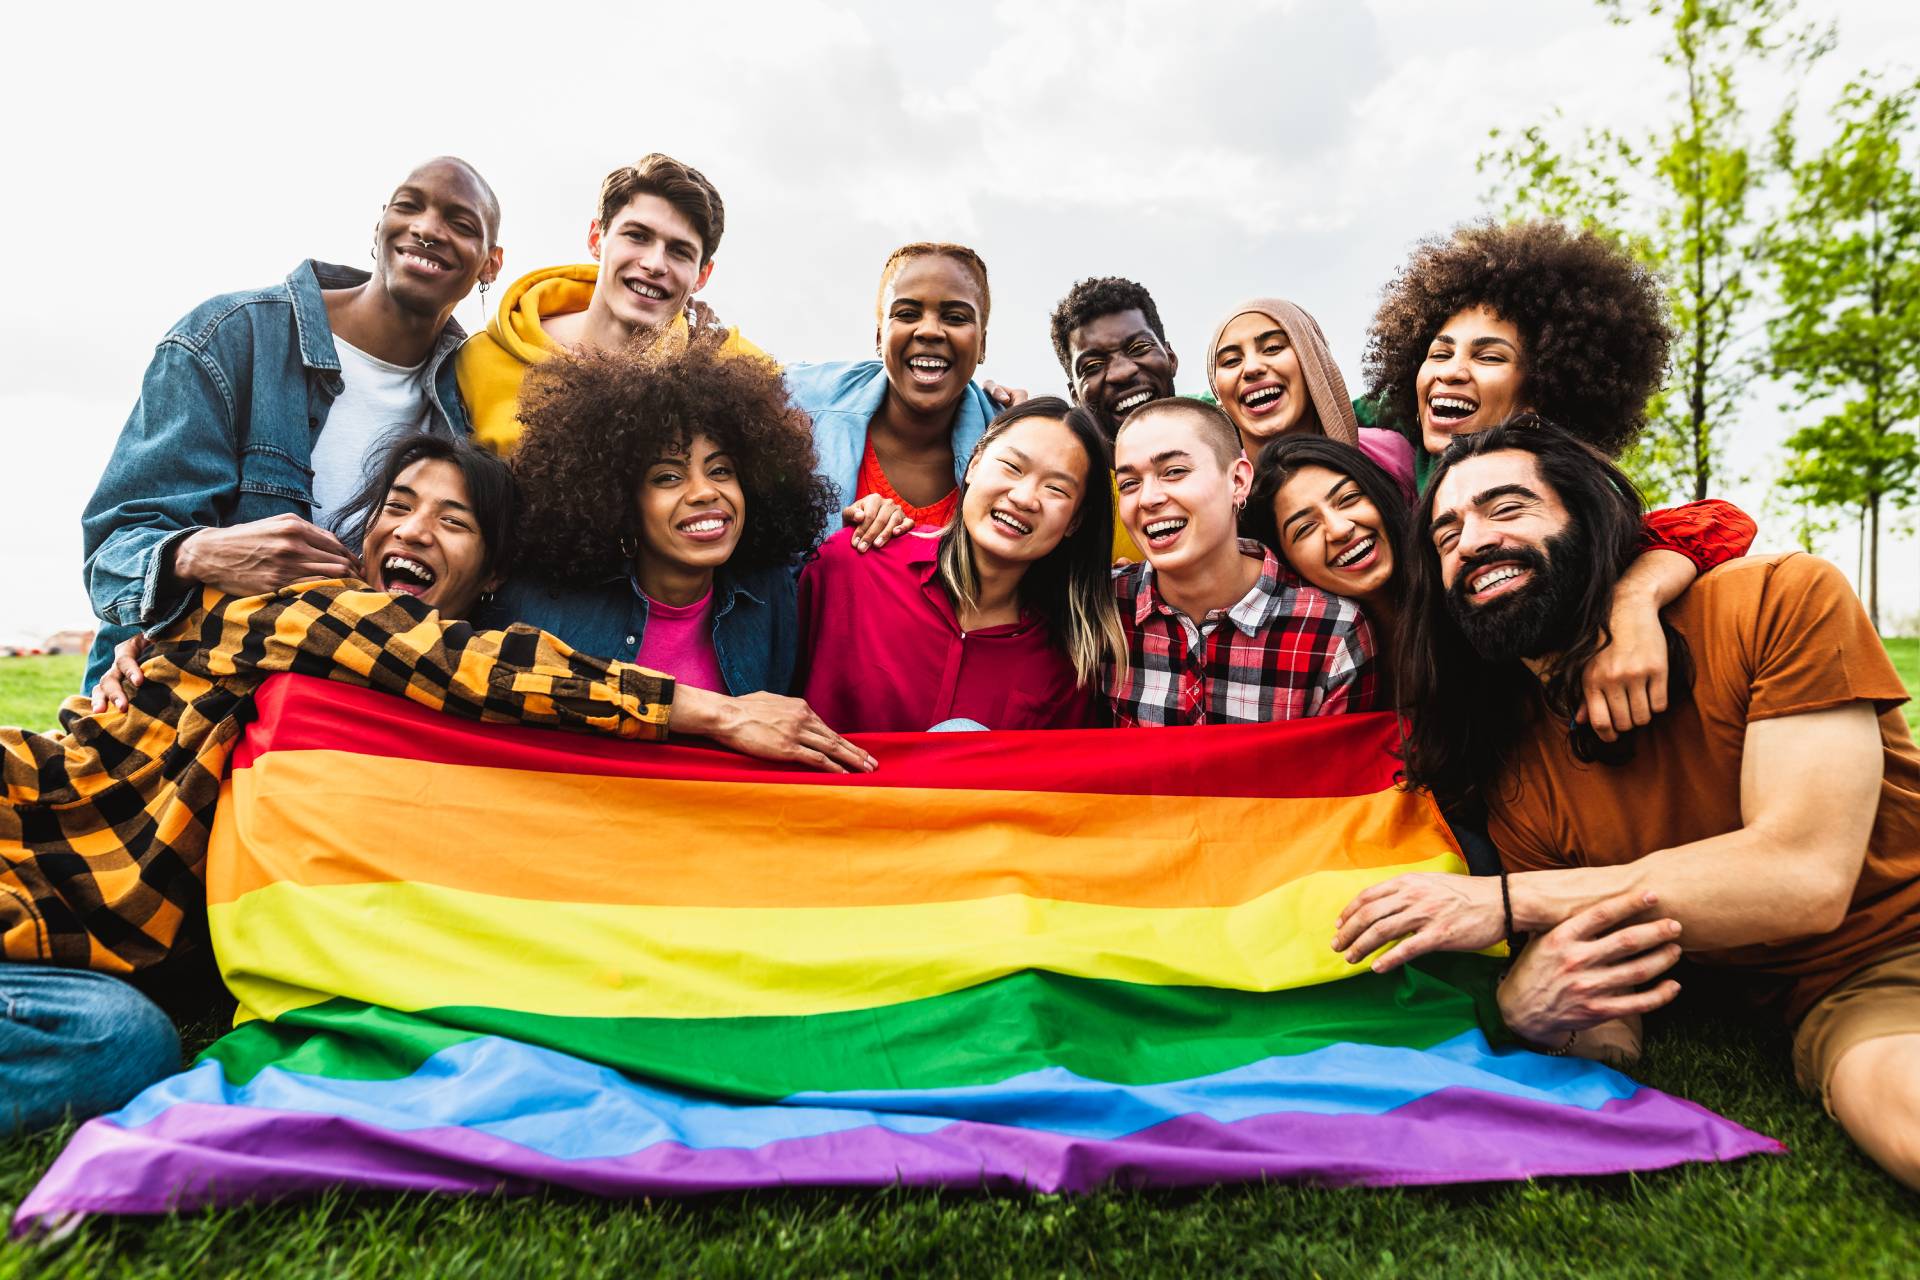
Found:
[483,335,837,700]
[1363,218,1759,745]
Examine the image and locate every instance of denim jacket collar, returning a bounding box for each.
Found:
[287,259,469,419]
[611,564,766,620]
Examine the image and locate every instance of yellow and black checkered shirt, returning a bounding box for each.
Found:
[1,581,674,973]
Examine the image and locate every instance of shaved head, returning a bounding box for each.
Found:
[407,155,501,245]
[1116,397,1243,469]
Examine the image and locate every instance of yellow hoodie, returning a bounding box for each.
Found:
[455,263,767,456]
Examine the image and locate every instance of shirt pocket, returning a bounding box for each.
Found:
[237,443,316,506]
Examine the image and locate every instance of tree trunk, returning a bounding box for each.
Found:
[1868,492,1881,631]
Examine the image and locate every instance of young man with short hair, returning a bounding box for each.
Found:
[1048,275,1180,559]
[80,157,504,693]
[1334,420,1920,1190]
[457,153,763,454]
[1104,398,1376,725]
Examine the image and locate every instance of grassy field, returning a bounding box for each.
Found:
[2,646,1918,1277]
[0,655,84,734]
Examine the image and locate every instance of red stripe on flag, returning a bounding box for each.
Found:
[233,675,1407,799]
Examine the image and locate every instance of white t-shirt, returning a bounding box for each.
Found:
[309,336,436,529]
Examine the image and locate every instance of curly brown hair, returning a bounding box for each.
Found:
[1362,220,1671,456]
[510,337,835,585]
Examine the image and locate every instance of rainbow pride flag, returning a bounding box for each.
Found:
[15,674,1775,1232]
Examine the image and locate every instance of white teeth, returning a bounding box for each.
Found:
[1471,566,1524,593]
[1144,518,1186,538]
[1430,395,1476,414]
[909,357,949,370]
[382,555,436,584]
[1242,385,1283,406]
[1331,537,1376,567]
[627,280,668,300]
[680,517,726,534]
[1115,391,1152,414]
[398,251,445,272]
[990,511,1032,535]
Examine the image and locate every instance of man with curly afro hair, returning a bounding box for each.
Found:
[1364,220,1763,755]
[480,334,839,705]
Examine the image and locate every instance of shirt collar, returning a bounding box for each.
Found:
[1134,539,1285,637]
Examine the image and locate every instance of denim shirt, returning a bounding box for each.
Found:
[783,360,998,546]
[480,562,798,697]
[78,261,471,688]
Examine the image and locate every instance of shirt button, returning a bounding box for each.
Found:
[625,635,636,646]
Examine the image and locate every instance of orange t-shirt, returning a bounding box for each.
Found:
[855,437,958,528]
[1488,553,1920,1023]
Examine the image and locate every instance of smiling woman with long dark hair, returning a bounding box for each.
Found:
[794,396,1126,732]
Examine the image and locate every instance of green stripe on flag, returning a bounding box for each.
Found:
[202,954,1505,1098]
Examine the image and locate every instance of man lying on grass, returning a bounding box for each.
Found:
[1331,419,1920,1190]
[3,432,869,1132]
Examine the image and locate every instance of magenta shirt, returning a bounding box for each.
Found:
[796,528,1090,733]
[634,588,726,693]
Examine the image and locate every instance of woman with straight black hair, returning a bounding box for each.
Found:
[796,396,1126,731]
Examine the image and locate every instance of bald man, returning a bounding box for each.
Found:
[79,157,505,689]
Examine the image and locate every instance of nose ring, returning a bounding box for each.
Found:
[415,234,436,249]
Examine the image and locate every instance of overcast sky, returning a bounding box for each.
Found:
[4,0,1916,644]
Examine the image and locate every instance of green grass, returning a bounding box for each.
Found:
[0,655,84,733]
[3,646,1919,1276]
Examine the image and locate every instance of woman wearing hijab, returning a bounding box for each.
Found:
[1208,298,1417,502]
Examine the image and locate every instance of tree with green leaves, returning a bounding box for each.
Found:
[1478,0,1830,504]
[1767,75,1920,629]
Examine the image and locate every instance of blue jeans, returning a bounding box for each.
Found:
[1,966,180,1133]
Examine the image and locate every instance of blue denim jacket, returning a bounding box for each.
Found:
[79,261,471,688]
[479,562,798,696]
[783,360,997,546]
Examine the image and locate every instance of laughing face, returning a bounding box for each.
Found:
[1067,308,1178,440]
[1415,306,1528,456]
[1214,311,1312,450]
[1270,464,1393,607]
[1113,409,1251,577]
[879,255,987,420]
[960,415,1090,573]
[363,458,498,619]
[633,433,745,591]
[589,193,714,337]
[1429,450,1584,660]
[373,160,501,319]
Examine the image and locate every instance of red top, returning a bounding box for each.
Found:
[796,528,1090,733]
[1637,499,1757,571]
[856,436,960,528]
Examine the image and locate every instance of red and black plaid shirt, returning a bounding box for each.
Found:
[1103,541,1378,726]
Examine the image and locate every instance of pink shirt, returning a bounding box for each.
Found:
[634,588,725,693]
[1357,428,1417,504]
[796,528,1090,733]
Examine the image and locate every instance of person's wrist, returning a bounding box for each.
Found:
[170,528,206,585]
[1495,968,1576,1054]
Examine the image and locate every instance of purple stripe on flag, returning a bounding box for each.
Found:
[13,1087,1779,1235]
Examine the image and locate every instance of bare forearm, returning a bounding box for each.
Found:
[1613,548,1694,612]
[1509,827,1856,950]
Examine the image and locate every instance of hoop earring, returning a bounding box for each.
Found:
[619,534,638,560]
[477,277,492,323]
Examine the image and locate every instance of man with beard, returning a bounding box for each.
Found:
[80,157,504,691]
[1050,276,1179,560]
[1331,418,1920,1190]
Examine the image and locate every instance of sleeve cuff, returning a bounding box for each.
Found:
[138,526,204,633]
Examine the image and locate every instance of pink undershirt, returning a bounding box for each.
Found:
[634,588,725,693]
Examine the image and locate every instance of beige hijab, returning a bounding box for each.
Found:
[1205,298,1359,447]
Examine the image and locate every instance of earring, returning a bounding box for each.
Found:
[619,534,638,560]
